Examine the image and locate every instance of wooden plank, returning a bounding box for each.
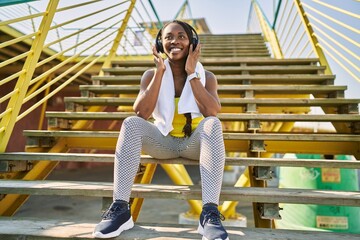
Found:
[201,49,270,53]
[79,85,346,95]
[1,152,359,169]
[112,58,319,67]
[220,98,360,106]
[23,130,360,142]
[103,65,326,75]
[201,53,271,58]
[46,111,136,120]
[1,219,356,240]
[218,113,360,122]
[1,180,360,206]
[202,46,268,50]
[223,132,360,142]
[23,131,359,155]
[91,74,335,85]
[63,97,360,107]
[45,111,360,122]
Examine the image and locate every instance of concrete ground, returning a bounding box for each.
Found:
[15,164,256,227]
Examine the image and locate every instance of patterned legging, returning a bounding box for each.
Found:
[113,116,225,205]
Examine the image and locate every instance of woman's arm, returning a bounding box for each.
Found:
[186,44,221,116]
[190,70,221,117]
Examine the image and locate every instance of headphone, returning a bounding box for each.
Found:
[155,21,199,53]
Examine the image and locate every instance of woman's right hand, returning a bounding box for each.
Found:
[152,45,166,72]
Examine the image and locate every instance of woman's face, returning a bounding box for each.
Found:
[161,23,190,60]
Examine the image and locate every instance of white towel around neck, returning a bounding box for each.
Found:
[152,59,206,136]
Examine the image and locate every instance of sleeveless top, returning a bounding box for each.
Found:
[169,98,204,137]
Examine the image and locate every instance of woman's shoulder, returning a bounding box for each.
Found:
[204,69,216,81]
[141,68,156,81]
[144,68,156,76]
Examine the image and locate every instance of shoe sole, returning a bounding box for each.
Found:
[92,216,134,239]
[197,223,230,240]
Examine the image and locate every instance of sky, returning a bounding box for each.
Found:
[149,0,256,34]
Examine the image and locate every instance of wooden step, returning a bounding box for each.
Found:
[102,65,326,75]
[26,130,360,141]
[200,33,264,38]
[79,85,347,97]
[112,58,319,67]
[195,53,271,57]
[23,130,360,155]
[45,111,360,133]
[45,112,360,130]
[92,74,335,85]
[200,39,266,43]
[202,46,268,50]
[2,219,356,240]
[63,97,360,111]
[201,42,267,47]
[1,152,359,169]
[1,180,360,206]
[201,49,269,53]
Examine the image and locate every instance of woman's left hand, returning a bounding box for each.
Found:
[185,43,201,75]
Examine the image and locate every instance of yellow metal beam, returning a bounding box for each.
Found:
[294,0,331,75]
[0,0,60,152]
[131,163,157,221]
[252,0,283,59]
[101,0,136,74]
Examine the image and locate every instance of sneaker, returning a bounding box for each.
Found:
[197,203,229,240]
[93,200,134,238]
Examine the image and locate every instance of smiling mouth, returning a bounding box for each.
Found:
[170,47,182,53]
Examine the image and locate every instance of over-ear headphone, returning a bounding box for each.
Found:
[155,21,199,53]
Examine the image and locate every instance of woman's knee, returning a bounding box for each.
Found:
[122,116,144,128]
[202,116,222,129]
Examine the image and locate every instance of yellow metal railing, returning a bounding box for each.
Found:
[0,0,163,152]
[248,0,360,85]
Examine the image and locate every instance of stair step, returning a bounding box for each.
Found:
[63,97,360,109]
[200,33,264,37]
[202,42,267,46]
[23,130,360,141]
[200,53,271,57]
[1,180,360,206]
[200,39,266,43]
[2,219,356,240]
[46,111,360,123]
[112,58,319,67]
[79,85,347,96]
[201,49,269,53]
[102,65,326,75]
[202,46,268,50]
[24,130,357,154]
[92,74,335,85]
[1,152,359,169]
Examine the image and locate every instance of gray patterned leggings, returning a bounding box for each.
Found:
[113,115,225,205]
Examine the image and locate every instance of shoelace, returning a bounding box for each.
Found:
[101,205,125,220]
[203,209,225,225]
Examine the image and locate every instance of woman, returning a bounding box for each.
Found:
[93,20,229,240]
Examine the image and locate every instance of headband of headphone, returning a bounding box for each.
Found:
[155,21,199,53]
